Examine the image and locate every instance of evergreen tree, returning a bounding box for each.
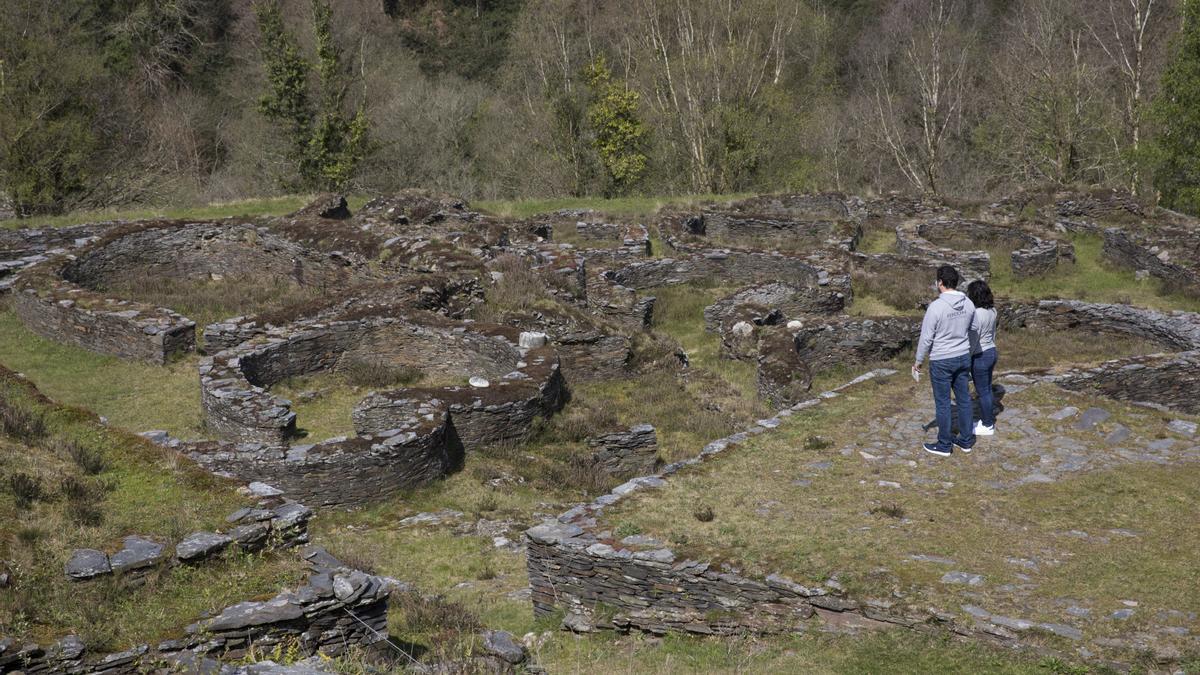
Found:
[254,0,371,191]
[1152,0,1200,215]
[584,56,648,196]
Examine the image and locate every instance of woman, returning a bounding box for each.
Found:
[967,280,998,436]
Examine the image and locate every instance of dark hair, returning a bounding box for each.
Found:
[967,279,994,309]
[936,265,960,289]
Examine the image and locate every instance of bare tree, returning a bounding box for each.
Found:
[863,0,972,196]
[1086,0,1174,191]
[984,0,1108,186]
[633,0,806,192]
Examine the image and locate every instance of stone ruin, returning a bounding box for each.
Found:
[5,188,1200,671]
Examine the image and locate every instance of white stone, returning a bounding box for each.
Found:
[731,321,754,338]
[519,331,548,349]
[786,320,804,331]
[246,481,283,497]
[469,376,490,388]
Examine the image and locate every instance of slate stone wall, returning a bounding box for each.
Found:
[525,371,930,637]
[1,562,393,674]
[586,425,659,478]
[894,220,991,282]
[1054,351,1200,415]
[352,349,567,451]
[200,316,534,445]
[61,221,360,291]
[1101,228,1200,296]
[792,317,920,373]
[186,413,451,507]
[1000,300,1200,352]
[608,244,849,315]
[10,285,195,365]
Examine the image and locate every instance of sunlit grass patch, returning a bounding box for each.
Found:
[0,307,203,437]
[991,234,1200,313]
[0,368,306,650]
[595,377,1200,642]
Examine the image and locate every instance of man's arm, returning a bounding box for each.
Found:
[914,304,937,366]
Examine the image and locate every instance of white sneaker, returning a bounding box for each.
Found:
[974,421,995,436]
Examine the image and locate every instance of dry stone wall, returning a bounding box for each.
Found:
[1052,351,1200,415]
[586,425,659,478]
[10,282,195,364]
[608,243,849,315]
[914,220,1074,279]
[3,550,394,674]
[1101,227,1200,296]
[792,317,919,373]
[352,347,567,450]
[894,220,991,282]
[1000,300,1200,352]
[187,418,451,507]
[526,371,923,637]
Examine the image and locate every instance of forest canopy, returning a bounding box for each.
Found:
[0,0,1196,215]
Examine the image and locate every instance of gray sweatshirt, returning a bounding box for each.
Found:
[915,290,976,364]
[969,307,997,355]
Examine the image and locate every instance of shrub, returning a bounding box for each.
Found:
[870,503,906,519]
[803,435,832,451]
[480,254,548,315]
[693,505,715,522]
[614,521,643,538]
[8,473,44,509]
[338,357,423,390]
[0,404,47,444]
[393,591,482,634]
[53,439,109,475]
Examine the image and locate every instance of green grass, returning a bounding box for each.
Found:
[0,307,203,437]
[0,368,307,650]
[856,227,898,254]
[535,630,1078,674]
[991,234,1200,313]
[597,377,1200,654]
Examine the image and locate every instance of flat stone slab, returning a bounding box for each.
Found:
[1167,420,1197,437]
[481,630,527,665]
[941,571,985,586]
[1048,406,1079,421]
[176,532,233,562]
[65,549,110,580]
[1074,407,1111,431]
[110,535,165,573]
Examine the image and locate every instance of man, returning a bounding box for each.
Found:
[913,265,976,457]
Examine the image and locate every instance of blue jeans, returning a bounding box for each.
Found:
[972,348,998,427]
[930,354,975,451]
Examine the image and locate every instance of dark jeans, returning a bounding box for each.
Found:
[930,353,975,451]
[972,348,998,427]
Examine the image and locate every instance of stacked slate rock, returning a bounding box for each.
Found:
[64,502,312,582]
[586,425,660,478]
